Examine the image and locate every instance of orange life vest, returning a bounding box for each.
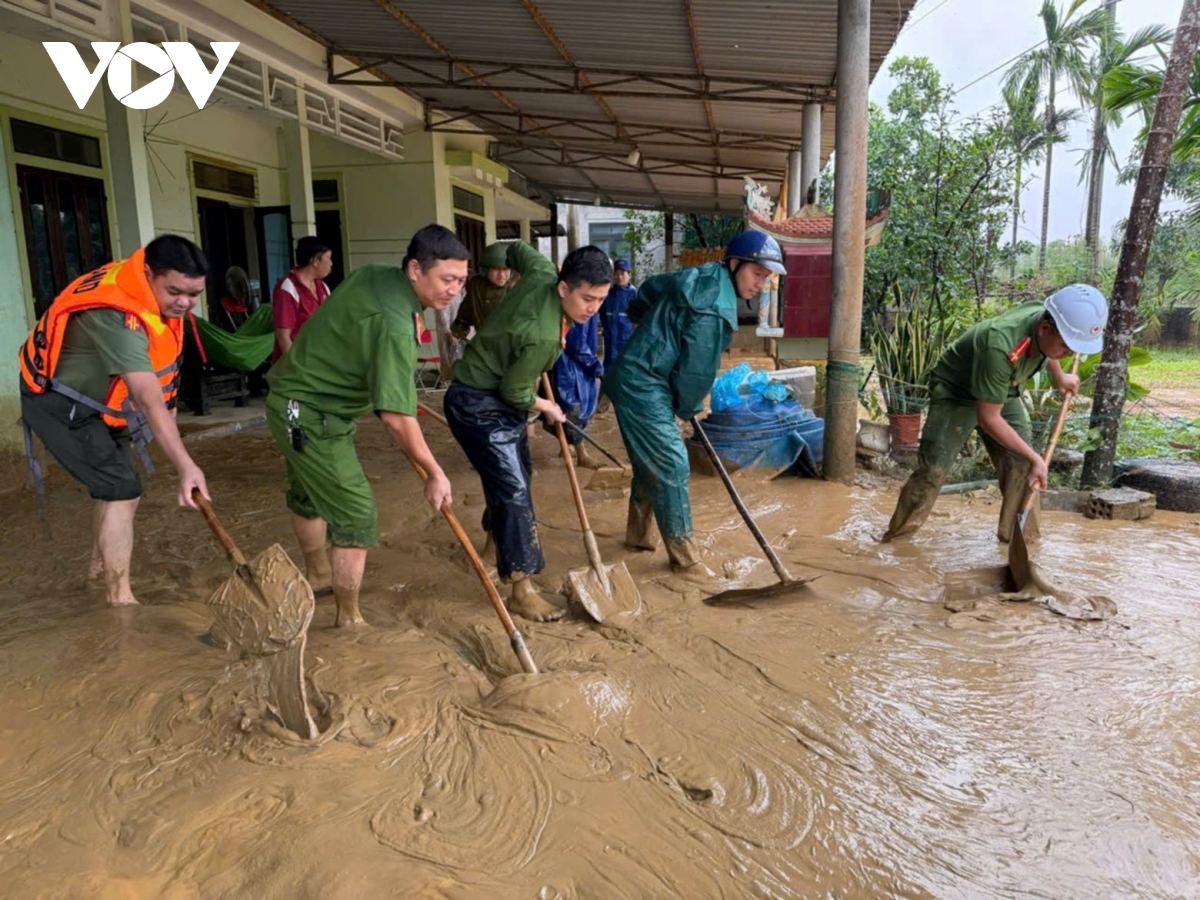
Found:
[19,248,183,430]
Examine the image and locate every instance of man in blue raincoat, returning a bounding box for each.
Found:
[604,231,786,574]
[546,314,604,468]
[600,258,636,370]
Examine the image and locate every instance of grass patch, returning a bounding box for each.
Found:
[1136,348,1200,390]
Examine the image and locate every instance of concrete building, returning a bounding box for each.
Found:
[0,0,547,447]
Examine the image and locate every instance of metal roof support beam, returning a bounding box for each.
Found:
[683,0,720,207]
[824,0,871,484]
[327,52,833,104]
[515,0,665,208]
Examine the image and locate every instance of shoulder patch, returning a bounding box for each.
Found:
[1006,336,1030,364]
[124,313,143,332]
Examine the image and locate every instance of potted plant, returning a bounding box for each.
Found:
[868,288,952,451]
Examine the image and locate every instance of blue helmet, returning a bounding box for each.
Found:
[613,258,631,271]
[724,230,786,275]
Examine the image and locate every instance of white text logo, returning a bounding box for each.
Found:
[44,41,239,110]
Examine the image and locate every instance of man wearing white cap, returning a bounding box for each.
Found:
[882,284,1108,543]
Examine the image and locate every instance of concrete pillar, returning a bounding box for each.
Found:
[104,94,156,255]
[664,211,674,272]
[103,0,154,254]
[284,88,316,239]
[550,202,560,265]
[822,0,870,484]
[519,218,532,243]
[801,102,823,207]
[786,149,802,216]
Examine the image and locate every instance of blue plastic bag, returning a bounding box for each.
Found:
[762,381,789,403]
[711,362,750,412]
[746,369,770,398]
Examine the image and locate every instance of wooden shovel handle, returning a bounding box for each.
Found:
[417,401,449,428]
[1022,353,1080,514]
[403,456,538,675]
[192,488,248,566]
[541,373,593,536]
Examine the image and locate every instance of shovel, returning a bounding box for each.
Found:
[193,490,319,739]
[690,418,815,604]
[403,455,538,674]
[541,374,641,622]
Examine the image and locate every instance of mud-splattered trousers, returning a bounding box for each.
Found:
[443,382,544,580]
[882,385,1033,543]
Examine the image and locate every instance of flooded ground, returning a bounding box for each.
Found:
[1,408,1198,899]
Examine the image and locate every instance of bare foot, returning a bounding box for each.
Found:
[107,594,140,607]
[507,590,566,622]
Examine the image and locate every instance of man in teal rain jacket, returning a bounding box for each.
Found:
[604,231,786,572]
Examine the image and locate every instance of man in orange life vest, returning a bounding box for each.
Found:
[19,235,211,607]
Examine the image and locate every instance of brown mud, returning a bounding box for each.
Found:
[2,410,1199,898]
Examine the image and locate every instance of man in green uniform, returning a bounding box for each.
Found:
[446,241,612,621]
[882,284,1108,543]
[266,225,468,627]
[604,231,785,574]
[450,242,511,341]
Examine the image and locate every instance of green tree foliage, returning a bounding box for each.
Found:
[861,57,1014,318]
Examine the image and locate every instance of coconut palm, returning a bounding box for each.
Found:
[1078,3,1172,281]
[1001,78,1074,278]
[1004,0,1109,275]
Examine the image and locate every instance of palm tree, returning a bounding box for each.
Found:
[1001,79,1074,278]
[1104,53,1200,165]
[1004,0,1109,275]
[1078,3,1171,281]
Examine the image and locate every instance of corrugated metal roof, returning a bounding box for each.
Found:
[257,0,917,212]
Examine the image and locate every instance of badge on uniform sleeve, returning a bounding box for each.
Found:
[124,313,142,332]
[1006,336,1030,364]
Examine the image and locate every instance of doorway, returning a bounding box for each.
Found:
[455,214,487,271]
[315,208,345,289]
[17,165,112,317]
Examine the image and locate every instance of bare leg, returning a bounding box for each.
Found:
[290,513,332,594]
[94,498,140,606]
[87,503,104,582]
[575,441,600,469]
[330,546,369,627]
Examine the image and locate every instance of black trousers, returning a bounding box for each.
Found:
[444,382,544,580]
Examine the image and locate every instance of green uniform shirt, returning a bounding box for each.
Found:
[929,301,1047,404]
[450,274,508,340]
[267,264,421,419]
[452,240,564,410]
[52,308,152,404]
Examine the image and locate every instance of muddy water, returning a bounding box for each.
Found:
[1,412,1198,899]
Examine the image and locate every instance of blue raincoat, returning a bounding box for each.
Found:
[600,282,637,369]
[550,315,603,445]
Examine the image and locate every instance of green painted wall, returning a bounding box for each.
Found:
[0,131,26,450]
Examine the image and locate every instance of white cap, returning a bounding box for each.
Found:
[1044,284,1108,354]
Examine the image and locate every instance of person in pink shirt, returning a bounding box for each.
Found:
[272,236,333,360]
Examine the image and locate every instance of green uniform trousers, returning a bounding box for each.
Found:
[883,391,1032,542]
[266,392,378,548]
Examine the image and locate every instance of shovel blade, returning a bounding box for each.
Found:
[568,561,641,622]
[703,577,816,606]
[208,543,315,656]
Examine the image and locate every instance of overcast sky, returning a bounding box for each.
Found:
[869,0,1187,246]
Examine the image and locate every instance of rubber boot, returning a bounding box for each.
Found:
[333,585,367,628]
[625,498,659,551]
[665,535,704,570]
[507,572,565,622]
[575,441,601,470]
[303,548,333,596]
[994,451,1032,543]
[881,469,946,542]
